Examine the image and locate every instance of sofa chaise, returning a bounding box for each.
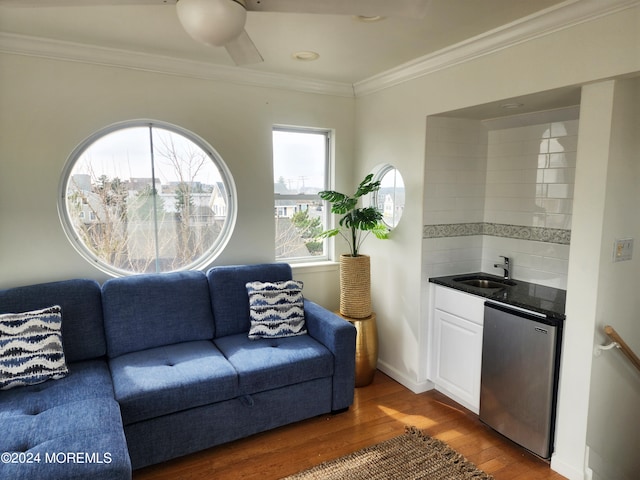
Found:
[0,263,356,479]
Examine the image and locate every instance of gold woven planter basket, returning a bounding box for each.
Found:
[339,254,372,319]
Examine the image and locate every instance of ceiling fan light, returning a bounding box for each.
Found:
[354,15,385,23]
[177,0,247,47]
[500,102,525,110]
[292,51,320,61]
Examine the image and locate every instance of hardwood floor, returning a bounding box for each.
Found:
[133,372,567,480]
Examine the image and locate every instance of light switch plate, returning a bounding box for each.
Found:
[613,238,633,262]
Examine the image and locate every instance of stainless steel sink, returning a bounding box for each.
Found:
[453,275,517,289]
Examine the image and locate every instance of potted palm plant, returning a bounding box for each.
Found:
[318,174,389,318]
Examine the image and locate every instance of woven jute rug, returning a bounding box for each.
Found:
[281,426,494,480]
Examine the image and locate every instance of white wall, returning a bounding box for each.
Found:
[354,6,640,479]
[355,89,429,390]
[555,77,640,480]
[552,80,614,480]
[584,77,640,480]
[0,52,354,309]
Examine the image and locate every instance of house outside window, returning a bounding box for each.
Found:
[273,127,330,262]
[58,120,236,276]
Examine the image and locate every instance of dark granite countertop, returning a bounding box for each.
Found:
[429,272,566,321]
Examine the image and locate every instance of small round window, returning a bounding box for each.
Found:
[59,120,236,276]
[372,165,405,229]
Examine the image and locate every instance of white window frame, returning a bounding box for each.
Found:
[273,126,331,263]
[371,163,405,229]
[58,119,237,277]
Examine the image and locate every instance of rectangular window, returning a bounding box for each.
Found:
[273,126,330,262]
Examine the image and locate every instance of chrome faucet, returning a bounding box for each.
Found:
[494,255,511,280]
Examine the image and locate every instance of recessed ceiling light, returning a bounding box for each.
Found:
[354,15,385,22]
[292,51,320,61]
[500,102,524,110]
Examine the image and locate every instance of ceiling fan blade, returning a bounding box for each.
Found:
[0,0,175,6]
[243,0,430,18]
[225,29,264,66]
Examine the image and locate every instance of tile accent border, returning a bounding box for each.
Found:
[423,222,571,245]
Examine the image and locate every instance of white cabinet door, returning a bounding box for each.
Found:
[432,308,483,413]
[434,285,485,325]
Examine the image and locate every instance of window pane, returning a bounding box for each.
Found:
[273,130,326,195]
[374,166,405,229]
[273,129,328,261]
[151,127,227,271]
[62,122,235,275]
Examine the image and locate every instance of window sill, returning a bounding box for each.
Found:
[290,260,339,274]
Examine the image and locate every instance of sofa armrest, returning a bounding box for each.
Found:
[304,299,356,411]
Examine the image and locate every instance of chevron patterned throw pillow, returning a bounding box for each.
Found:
[0,305,68,390]
[246,280,307,340]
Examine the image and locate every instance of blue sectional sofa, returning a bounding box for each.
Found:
[0,263,356,479]
[0,278,132,480]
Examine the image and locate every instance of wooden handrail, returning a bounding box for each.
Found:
[604,325,640,372]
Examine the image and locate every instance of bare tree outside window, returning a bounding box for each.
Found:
[60,122,235,275]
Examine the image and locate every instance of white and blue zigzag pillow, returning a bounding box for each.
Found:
[246,280,307,340]
[0,305,69,390]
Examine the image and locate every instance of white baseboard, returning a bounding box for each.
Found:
[376,360,434,394]
[585,445,632,480]
[550,453,586,480]
[432,385,479,415]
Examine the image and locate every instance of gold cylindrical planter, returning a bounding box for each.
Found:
[339,254,372,319]
[348,313,378,387]
[335,311,378,387]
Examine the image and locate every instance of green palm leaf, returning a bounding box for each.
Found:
[317,175,390,256]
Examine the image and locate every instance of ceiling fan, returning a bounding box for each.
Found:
[0,0,430,66]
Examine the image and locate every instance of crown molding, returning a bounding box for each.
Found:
[353,0,640,97]
[0,32,355,98]
[0,0,637,99]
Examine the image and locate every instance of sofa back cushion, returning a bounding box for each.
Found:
[0,279,106,363]
[102,271,215,358]
[206,263,292,338]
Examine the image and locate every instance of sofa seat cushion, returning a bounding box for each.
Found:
[0,398,131,480]
[0,360,131,480]
[109,340,239,425]
[213,333,334,395]
[0,360,116,411]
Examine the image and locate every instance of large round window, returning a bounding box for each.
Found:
[59,120,236,276]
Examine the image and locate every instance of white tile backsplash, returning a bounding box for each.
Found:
[424,116,488,225]
[480,236,569,288]
[485,119,577,235]
[548,151,577,168]
[546,183,574,199]
[543,168,575,184]
[423,235,483,278]
[423,113,578,290]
